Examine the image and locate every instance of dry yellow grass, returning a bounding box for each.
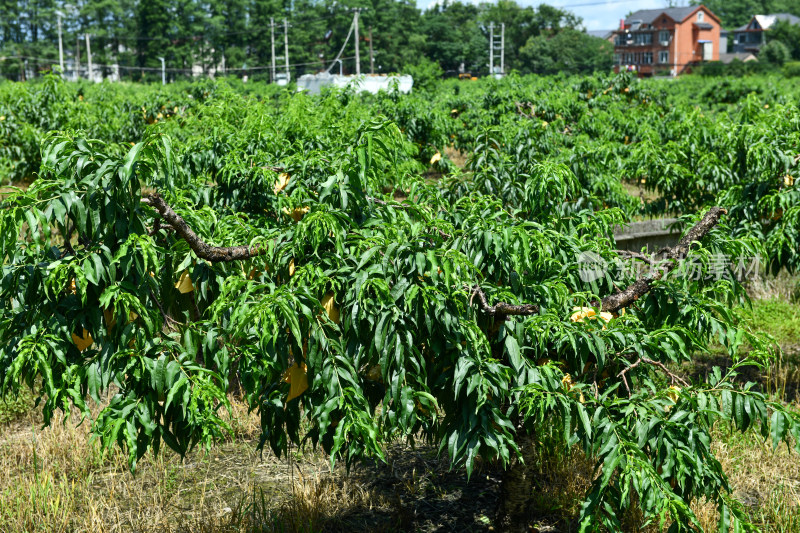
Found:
[0,390,402,533]
[444,146,468,169]
[3,389,800,532]
[691,425,800,532]
[0,392,262,533]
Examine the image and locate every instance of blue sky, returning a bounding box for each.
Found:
[555,0,668,31]
[420,0,678,31]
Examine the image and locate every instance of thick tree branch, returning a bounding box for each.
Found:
[614,249,657,266]
[600,207,727,313]
[469,285,540,317]
[141,193,267,263]
[469,207,727,318]
[514,101,536,119]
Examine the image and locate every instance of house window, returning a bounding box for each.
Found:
[644,52,653,64]
[697,11,704,22]
[634,32,653,45]
[659,51,669,63]
[614,53,620,64]
[659,30,670,44]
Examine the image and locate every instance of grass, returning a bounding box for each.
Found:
[741,298,800,347]
[0,386,33,425]
[0,392,500,532]
[691,425,800,532]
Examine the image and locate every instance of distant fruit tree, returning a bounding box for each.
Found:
[2,128,798,532]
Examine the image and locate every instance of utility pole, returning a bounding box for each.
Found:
[354,9,361,76]
[270,17,276,83]
[85,33,93,82]
[673,21,678,77]
[500,23,505,75]
[368,26,374,74]
[489,22,494,75]
[76,36,80,80]
[57,13,64,77]
[283,18,290,81]
[488,22,504,76]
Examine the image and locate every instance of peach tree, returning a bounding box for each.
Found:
[1,125,798,532]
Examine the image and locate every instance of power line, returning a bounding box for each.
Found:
[1,54,357,74]
[551,0,646,8]
[325,14,355,74]
[63,11,345,43]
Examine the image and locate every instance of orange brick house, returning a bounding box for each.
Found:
[613,5,721,77]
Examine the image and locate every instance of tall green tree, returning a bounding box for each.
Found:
[418,2,485,74]
[692,0,800,29]
[169,0,206,78]
[361,0,424,73]
[519,29,613,75]
[78,0,130,79]
[480,1,582,73]
[136,0,172,76]
[768,19,800,60]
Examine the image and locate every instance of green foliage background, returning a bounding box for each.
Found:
[1,73,800,531]
[1,0,606,80]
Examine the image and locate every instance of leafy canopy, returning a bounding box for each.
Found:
[1,74,800,531]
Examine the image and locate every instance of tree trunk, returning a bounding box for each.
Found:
[495,431,538,532]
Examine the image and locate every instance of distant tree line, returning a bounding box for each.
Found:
[690,0,800,30]
[0,0,614,81]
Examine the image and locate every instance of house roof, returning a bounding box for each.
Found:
[719,52,757,64]
[624,6,700,25]
[586,29,613,39]
[694,22,714,30]
[736,13,800,32]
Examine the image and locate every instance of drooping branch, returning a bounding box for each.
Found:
[617,356,690,396]
[141,193,268,263]
[149,288,181,330]
[514,101,537,120]
[469,285,539,317]
[614,249,657,266]
[600,207,727,313]
[367,196,452,240]
[469,207,727,317]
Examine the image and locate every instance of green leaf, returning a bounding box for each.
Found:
[577,403,592,441]
[505,335,523,372]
